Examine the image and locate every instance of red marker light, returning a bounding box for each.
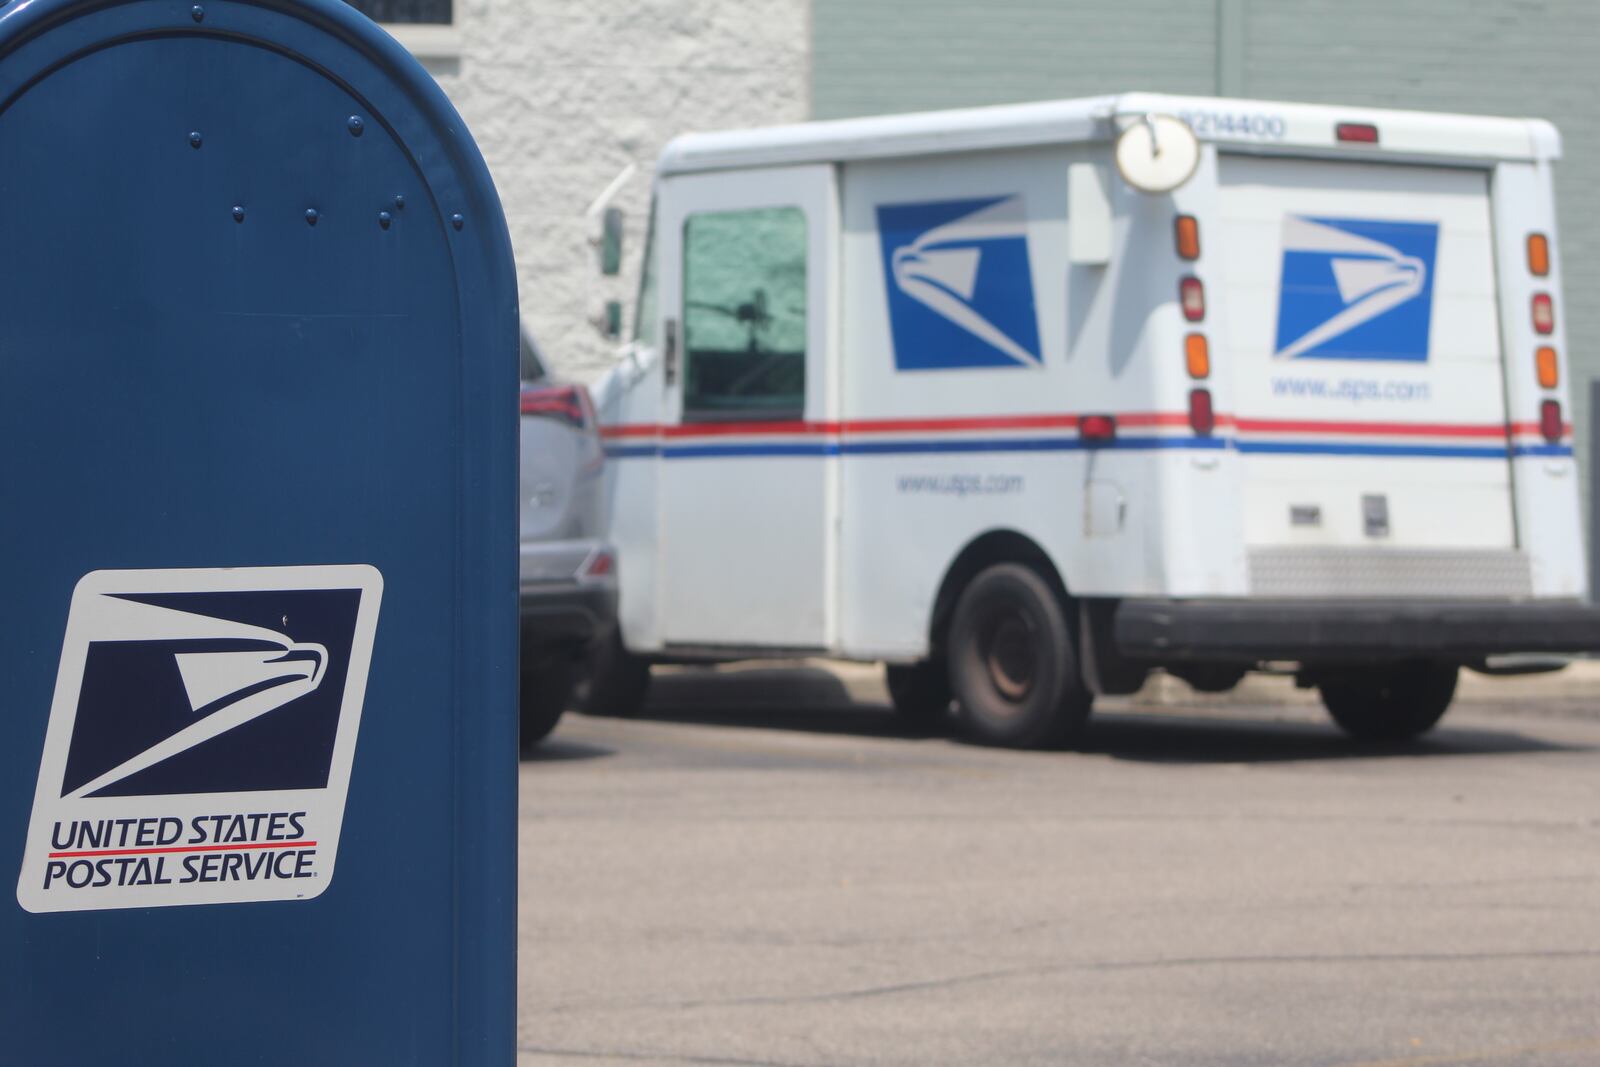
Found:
[1179,276,1205,322]
[1336,122,1379,144]
[1188,388,1216,436]
[1540,399,1564,443]
[1532,293,1555,335]
[1080,414,1117,442]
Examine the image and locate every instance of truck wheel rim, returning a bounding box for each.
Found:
[985,613,1036,702]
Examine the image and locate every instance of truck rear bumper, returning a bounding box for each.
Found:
[1114,598,1600,663]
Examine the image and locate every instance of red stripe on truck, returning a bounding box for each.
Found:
[601,413,1534,441]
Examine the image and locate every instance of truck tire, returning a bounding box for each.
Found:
[885,661,952,726]
[947,563,1092,748]
[1319,662,1458,741]
[1171,664,1248,694]
[577,630,651,718]
[519,657,575,753]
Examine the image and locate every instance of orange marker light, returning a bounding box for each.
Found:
[1185,333,1210,378]
[1536,346,1559,389]
[1175,215,1201,261]
[1528,233,1550,277]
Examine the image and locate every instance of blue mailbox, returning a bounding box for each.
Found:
[0,0,518,1062]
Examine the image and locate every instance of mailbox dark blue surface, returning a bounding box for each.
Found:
[0,0,518,1062]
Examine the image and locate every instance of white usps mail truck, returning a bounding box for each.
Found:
[589,92,1600,747]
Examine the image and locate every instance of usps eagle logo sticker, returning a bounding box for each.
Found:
[16,565,382,913]
[878,195,1043,371]
[1273,216,1440,362]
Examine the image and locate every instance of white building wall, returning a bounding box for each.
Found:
[415,0,809,381]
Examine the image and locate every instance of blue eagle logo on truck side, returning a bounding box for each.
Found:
[877,195,1043,370]
[1274,216,1439,362]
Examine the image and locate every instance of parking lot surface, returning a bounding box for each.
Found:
[518,664,1600,1067]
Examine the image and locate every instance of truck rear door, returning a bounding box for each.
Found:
[1215,157,1526,597]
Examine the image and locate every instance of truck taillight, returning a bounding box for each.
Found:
[1540,399,1564,443]
[1532,293,1555,335]
[1188,388,1215,436]
[1175,215,1200,261]
[520,383,591,428]
[1536,346,1559,389]
[1527,233,1550,276]
[1185,333,1210,379]
[1179,276,1205,322]
[1336,122,1379,144]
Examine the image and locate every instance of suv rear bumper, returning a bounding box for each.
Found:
[519,538,617,652]
[520,582,617,649]
[1114,598,1600,663]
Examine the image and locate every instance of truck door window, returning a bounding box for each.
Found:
[682,206,806,421]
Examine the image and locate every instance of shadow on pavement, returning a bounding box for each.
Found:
[1079,712,1579,764]
[639,666,941,740]
[615,666,1588,765]
[521,736,615,764]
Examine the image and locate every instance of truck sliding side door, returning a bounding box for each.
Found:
[653,165,838,649]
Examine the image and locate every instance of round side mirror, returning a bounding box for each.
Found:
[1114,114,1201,194]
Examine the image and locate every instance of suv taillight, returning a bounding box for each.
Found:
[520,383,593,429]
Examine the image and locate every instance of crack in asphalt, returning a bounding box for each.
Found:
[526,947,1600,1018]
[517,1046,840,1067]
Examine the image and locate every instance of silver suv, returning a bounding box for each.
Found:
[518,331,618,749]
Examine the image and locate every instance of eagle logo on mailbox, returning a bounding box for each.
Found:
[16,565,382,913]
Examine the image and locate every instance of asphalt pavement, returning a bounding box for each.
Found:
[517,663,1600,1067]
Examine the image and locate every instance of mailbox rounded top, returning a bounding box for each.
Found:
[0,0,514,315]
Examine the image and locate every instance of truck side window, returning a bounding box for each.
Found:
[682,206,806,421]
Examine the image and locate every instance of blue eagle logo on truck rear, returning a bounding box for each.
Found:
[878,195,1042,370]
[1274,216,1439,362]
